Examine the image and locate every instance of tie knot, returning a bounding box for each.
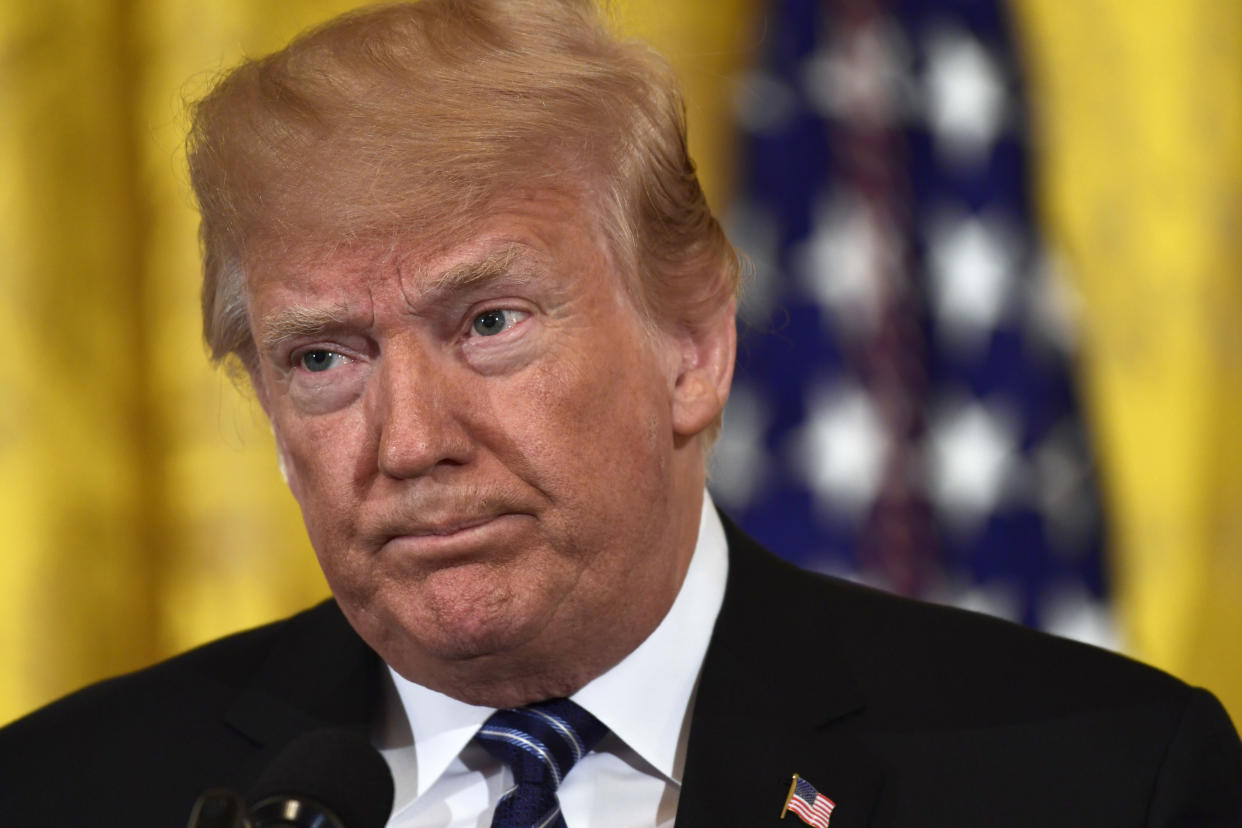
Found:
[475,698,608,790]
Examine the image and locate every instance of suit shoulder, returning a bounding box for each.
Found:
[815,567,1187,717]
[719,524,1195,725]
[0,600,338,748]
[801,572,1242,819]
[0,601,361,826]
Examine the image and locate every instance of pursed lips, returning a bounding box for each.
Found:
[402,514,503,537]
[361,500,516,541]
[367,511,531,561]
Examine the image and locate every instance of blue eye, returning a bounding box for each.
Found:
[300,350,344,372]
[472,309,520,337]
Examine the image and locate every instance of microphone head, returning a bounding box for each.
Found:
[248,728,394,828]
[185,788,248,828]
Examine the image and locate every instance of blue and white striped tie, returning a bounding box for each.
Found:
[474,698,608,828]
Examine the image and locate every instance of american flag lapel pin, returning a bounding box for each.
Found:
[780,773,836,827]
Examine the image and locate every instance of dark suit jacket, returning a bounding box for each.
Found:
[2,518,1240,826]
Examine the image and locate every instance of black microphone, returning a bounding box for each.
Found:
[185,788,248,828]
[246,728,395,828]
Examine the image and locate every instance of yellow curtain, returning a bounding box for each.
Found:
[1014,0,1242,724]
[0,0,755,725]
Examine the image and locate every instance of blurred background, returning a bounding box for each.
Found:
[2,0,1240,728]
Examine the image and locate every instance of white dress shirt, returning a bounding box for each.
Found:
[377,493,729,827]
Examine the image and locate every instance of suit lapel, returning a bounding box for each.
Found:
[222,600,383,780]
[677,517,888,827]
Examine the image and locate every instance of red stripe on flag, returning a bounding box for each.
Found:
[788,792,835,828]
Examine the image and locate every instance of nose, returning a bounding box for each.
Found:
[373,337,474,479]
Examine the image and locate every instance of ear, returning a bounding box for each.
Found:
[669,298,737,439]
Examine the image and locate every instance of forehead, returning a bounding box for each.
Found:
[243,189,629,308]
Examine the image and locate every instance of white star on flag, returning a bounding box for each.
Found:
[926,399,1020,534]
[791,383,889,520]
[929,212,1019,348]
[797,195,899,337]
[924,25,1007,164]
[710,383,770,510]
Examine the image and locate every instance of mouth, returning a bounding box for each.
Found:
[405,515,502,537]
[377,513,529,562]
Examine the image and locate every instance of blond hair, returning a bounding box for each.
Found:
[188,0,738,373]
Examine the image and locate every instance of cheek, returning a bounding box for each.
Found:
[276,412,368,538]
[510,340,673,506]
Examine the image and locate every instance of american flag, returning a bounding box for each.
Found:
[711,0,1114,645]
[785,775,836,827]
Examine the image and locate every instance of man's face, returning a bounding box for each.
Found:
[245,191,715,705]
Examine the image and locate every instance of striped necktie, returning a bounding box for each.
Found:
[474,698,608,828]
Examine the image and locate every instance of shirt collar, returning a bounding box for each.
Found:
[380,492,729,809]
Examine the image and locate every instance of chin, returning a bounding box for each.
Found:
[364,583,551,663]
[416,618,536,662]
[336,559,589,699]
[447,676,586,709]
[378,619,588,708]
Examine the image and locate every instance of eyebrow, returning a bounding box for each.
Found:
[424,243,529,295]
[258,304,352,355]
